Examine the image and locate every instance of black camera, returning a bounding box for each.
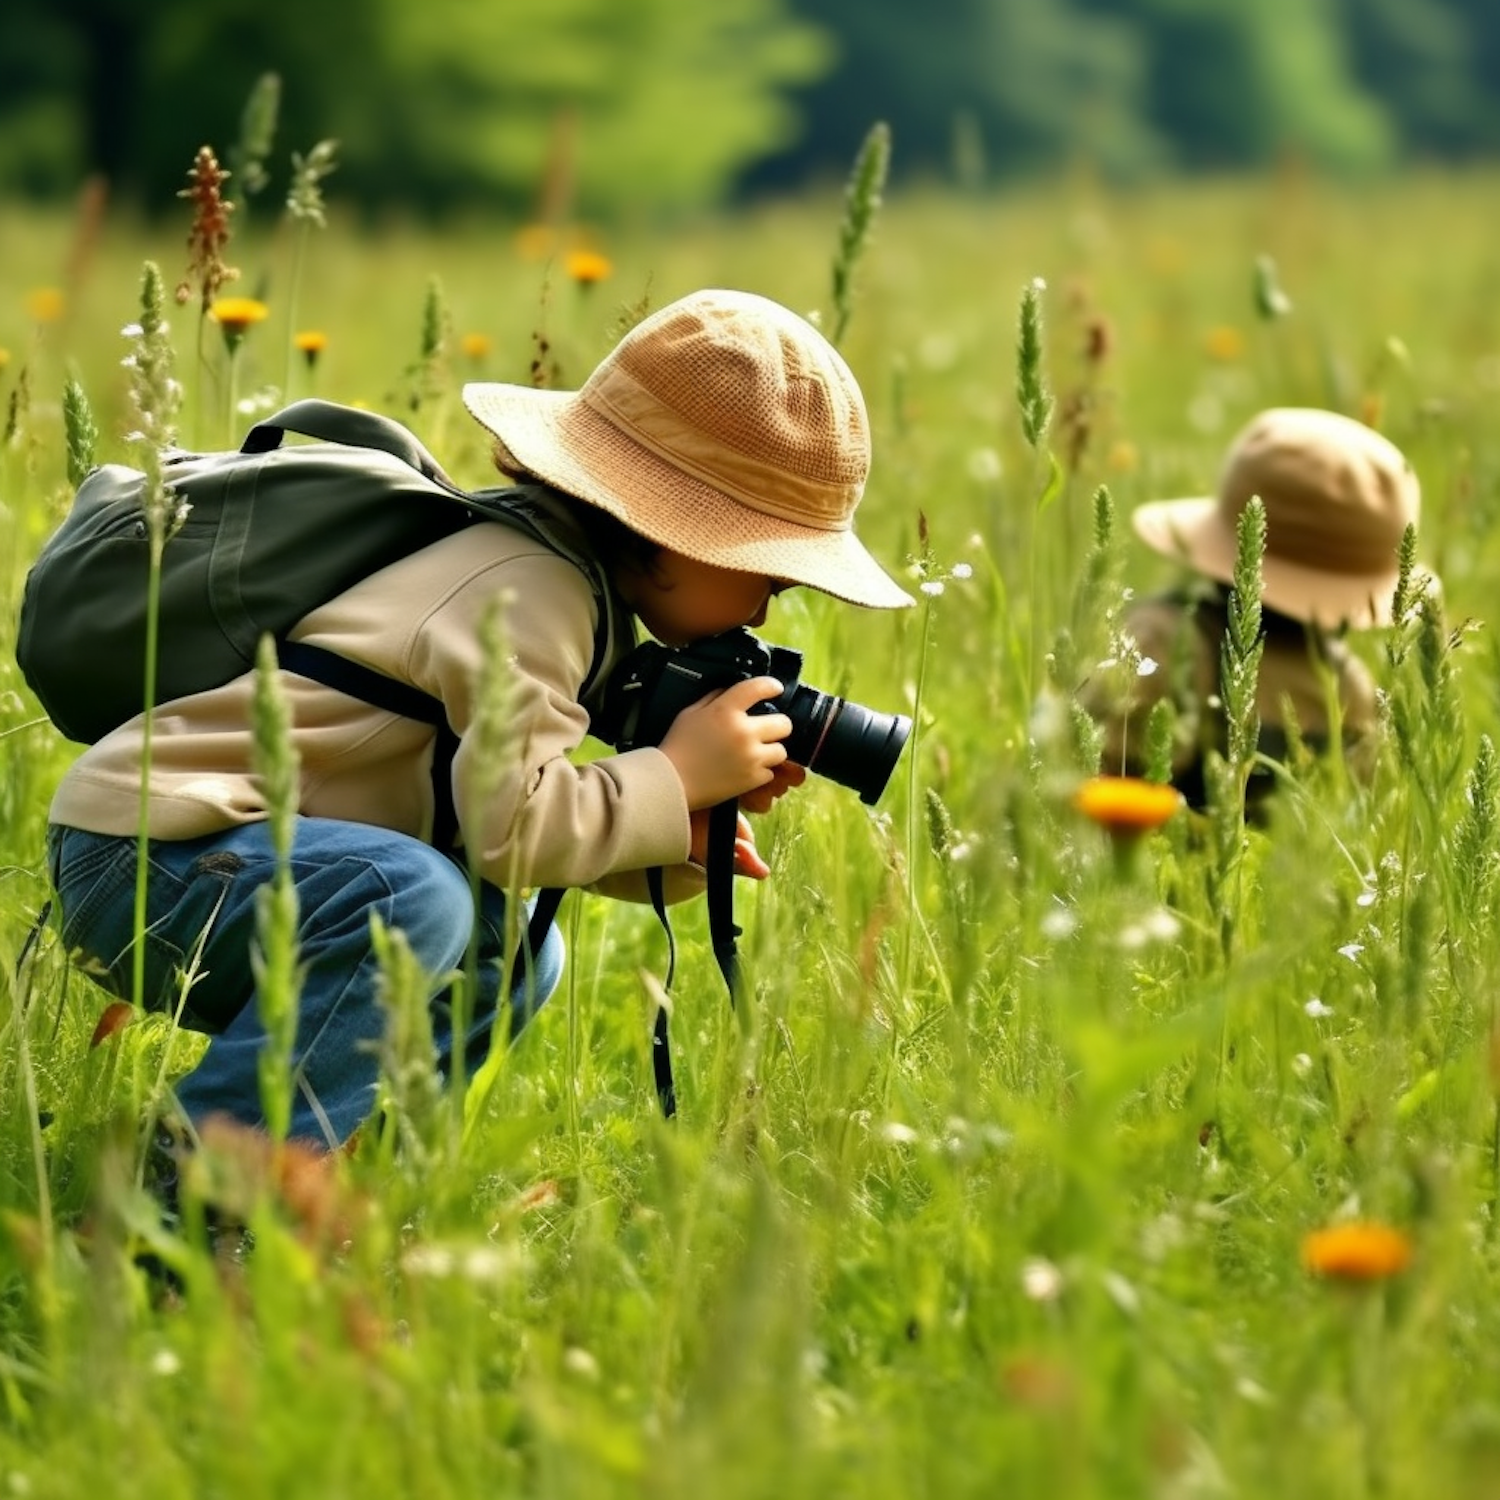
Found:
[592,627,911,806]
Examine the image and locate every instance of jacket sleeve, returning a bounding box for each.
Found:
[404,549,696,892]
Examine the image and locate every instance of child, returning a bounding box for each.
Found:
[1081,407,1424,807]
[46,288,914,1148]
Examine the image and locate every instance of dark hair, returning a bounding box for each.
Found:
[489,441,661,579]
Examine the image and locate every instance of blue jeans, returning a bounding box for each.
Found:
[46,818,564,1146]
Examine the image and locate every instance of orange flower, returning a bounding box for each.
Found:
[1301,1221,1412,1281]
[564,249,612,286]
[25,287,64,324]
[1073,776,1183,835]
[293,329,328,359]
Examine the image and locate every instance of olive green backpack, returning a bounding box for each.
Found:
[16,399,618,746]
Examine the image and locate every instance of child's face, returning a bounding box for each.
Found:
[620,550,790,646]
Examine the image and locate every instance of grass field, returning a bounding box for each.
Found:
[5,165,1500,1498]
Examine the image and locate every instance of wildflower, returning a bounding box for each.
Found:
[967,447,1002,483]
[1073,775,1183,835]
[1020,1257,1064,1302]
[460,331,493,363]
[1301,1221,1412,1281]
[514,223,558,262]
[564,249,612,286]
[293,329,327,368]
[1205,325,1245,362]
[25,287,64,324]
[920,580,945,598]
[176,145,238,312]
[210,296,269,353]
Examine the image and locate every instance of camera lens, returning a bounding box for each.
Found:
[783,687,912,805]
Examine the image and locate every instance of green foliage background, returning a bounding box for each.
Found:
[7,0,1500,213]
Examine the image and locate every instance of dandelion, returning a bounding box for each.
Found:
[460,331,493,363]
[1301,1221,1412,1281]
[564,249,612,287]
[1073,775,1183,835]
[515,224,558,262]
[293,329,327,368]
[25,287,64,324]
[210,296,269,350]
[1205,325,1245,362]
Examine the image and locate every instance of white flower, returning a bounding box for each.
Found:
[966,448,1002,483]
[150,1348,182,1377]
[1305,997,1334,1018]
[880,1121,920,1145]
[951,562,973,580]
[919,580,945,597]
[1136,656,1158,677]
[1021,1257,1064,1301]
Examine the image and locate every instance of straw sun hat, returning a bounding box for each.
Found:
[1131,407,1421,629]
[463,288,913,610]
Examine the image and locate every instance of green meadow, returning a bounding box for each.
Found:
[6,166,1500,1497]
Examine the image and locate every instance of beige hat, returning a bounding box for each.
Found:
[1131,407,1421,628]
[462,289,913,609]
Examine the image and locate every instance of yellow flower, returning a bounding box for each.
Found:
[1073,776,1183,835]
[210,297,270,335]
[1205,325,1245,362]
[294,329,328,358]
[1301,1221,1412,1281]
[460,331,493,362]
[25,287,64,324]
[564,249,612,286]
[514,223,558,262]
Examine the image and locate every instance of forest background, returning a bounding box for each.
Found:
[8,0,1500,218]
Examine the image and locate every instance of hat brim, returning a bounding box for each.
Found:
[1131,497,1403,629]
[463,383,914,610]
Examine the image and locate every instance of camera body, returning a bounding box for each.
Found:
[591,626,910,806]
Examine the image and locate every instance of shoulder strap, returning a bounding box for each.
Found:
[244,399,452,482]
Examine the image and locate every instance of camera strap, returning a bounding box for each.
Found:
[643,796,744,1121]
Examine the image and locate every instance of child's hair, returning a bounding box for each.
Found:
[492,440,662,579]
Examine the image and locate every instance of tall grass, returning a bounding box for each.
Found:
[4,168,1500,1497]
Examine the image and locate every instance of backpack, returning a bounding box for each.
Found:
[16,398,620,745]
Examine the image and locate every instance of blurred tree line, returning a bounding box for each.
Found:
[6,0,1499,217]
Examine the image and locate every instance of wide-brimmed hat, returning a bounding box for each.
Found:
[462,289,913,609]
[1130,407,1421,628]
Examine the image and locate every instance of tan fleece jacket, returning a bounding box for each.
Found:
[49,520,702,898]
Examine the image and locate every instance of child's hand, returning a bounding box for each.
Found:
[659,676,791,810]
[689,809,770,878]
[738,759,807,814]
